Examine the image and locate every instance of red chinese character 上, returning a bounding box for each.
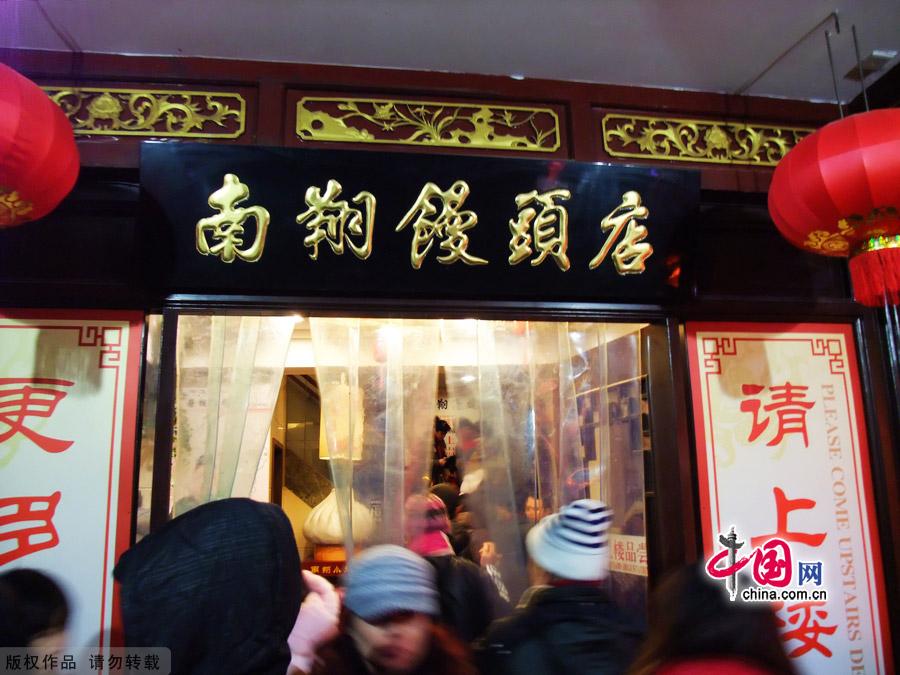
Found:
[751,487,827,549]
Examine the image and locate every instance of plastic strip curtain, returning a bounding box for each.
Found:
[588,323,649,617]
[439,321,592,599]
[443,320,645,606]
[310,318,439,556]
[171,315,294,515]
[135,314,163,540]
[310,317,646,611]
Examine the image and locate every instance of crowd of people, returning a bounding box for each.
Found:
[1,486,797,675]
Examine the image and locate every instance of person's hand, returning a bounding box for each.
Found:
[479,540,502,568]
[286,571,341,674]
[438,457,447,466]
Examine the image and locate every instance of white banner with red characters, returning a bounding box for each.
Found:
[609,534,648,576]
[0,312,141,652]
[687,323,890,675]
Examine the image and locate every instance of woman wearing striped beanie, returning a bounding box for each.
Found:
[525,498,613,582]
[476,499,642,674]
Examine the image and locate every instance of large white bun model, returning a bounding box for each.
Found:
[302,488,375,545]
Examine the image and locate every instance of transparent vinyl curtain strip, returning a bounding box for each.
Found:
[171,314,293,515]
[310,317,357,555]
[557,322,586,506]
[213,316,262,499]
[200,316,226,500]
[381,321,405,545]
[231,317,296,498]
[477,321,530,597]
[310,318,440,556]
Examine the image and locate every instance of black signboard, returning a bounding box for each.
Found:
[140,142,699,303]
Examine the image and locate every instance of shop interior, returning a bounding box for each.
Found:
[137,315,652,615]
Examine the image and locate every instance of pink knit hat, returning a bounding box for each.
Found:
[405,493,453,556]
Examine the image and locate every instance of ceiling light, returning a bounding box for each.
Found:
[844,49,898,81]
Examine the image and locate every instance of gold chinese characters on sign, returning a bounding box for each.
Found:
[297,180,376,260]
[589,191,653,275]
[196,174,270,263]
[195,174,654,275]
[602,114,813,166]
[396,181,488,269]
[508,189,572,271]
[43,87,245,138]
[297,97,560,153]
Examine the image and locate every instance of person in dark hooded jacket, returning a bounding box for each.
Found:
[114,498,334,675]
[476,499,641,674]
[405,493,506,643]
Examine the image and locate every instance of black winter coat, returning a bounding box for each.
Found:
[426,554,508,644]
[475,584,642,675]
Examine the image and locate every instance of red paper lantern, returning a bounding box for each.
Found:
[768,108,900,307]
[0,63,80,228]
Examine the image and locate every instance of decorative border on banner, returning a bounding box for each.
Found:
[601,114,813,166]
[685,321,891,672]
[699,334,847,377]
[811,337,846,374]
[78,326,124,369]
[700,336,737,374]
[42,87,246,138]
[0,310,142,649]
[296,96,561,152]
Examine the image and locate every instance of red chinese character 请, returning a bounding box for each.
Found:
[751,487,827,549]
[0,378,75,453]
[0,492,62,565]
[740,384,769,442]
[773,600,837,658]
[740,382,815,447]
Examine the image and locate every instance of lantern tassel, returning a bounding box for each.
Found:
[849,245,900,307]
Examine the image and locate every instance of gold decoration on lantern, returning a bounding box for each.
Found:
[803,210,898,253]
[804,230,850,253]
[856,234,900,254]
[602,114,813,166]
[804,218,855,253]
[297,97,560,152]
[43,87,245,138]
[0,187,34,227]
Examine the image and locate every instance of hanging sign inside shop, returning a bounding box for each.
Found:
[140,143,698,301]
[0,311,142,652]
[686,322,890,675]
